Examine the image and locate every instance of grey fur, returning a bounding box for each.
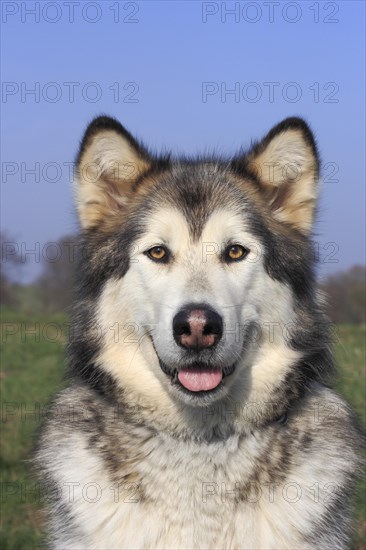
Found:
[35,116,363,549]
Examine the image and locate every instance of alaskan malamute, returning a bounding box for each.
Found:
[36,116,362,549]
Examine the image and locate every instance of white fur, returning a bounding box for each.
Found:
[39,386,354,550]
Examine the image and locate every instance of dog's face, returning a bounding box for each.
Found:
[75,117,319,409]
[121,181,263,406]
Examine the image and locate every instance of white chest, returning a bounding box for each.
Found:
[54,431,326,549]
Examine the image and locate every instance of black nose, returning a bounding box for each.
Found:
[173,304,223,351]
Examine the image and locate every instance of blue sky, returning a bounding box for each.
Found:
[1,0,365,281]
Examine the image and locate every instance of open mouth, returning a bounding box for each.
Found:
[159,361,236,396]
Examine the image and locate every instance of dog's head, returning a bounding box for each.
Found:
[72,116,323,416]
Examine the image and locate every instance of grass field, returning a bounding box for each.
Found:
[1,310,365,549]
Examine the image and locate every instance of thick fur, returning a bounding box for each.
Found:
[35,116,362,549]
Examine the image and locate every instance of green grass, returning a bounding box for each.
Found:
[1,309,66,550]
[334,325,366,424]
[334,325,366,550]
[1,310,365,549]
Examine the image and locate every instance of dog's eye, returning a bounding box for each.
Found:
[145,246,170,263]
[225,244,249,262]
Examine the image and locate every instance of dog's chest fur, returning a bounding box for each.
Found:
[40,385,354,550]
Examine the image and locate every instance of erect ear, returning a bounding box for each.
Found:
[233,117,320,234]
[75,116,152,230]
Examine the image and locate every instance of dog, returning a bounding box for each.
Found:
[35,116,362,549]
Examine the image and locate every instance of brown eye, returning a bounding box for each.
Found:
[146,246,170,263]
[225,244,249,262]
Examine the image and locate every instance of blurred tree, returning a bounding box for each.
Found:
[321,266,366,324]
[0,231,23,306]
[37,235,78,313]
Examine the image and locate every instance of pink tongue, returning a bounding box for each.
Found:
[178,368,223,392]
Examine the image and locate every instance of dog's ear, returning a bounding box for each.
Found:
[75,116,152,230]
[233,117,319,234]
